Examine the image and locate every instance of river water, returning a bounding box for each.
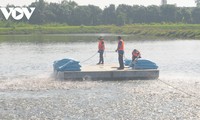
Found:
[0,34,200,119]
[0,34,200,80]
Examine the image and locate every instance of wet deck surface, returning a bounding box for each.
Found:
[81,64,130,71]
[62,64,159,80]
[81,64,158,72]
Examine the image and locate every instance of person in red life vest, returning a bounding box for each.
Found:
[97,36,105,65]
[115,36,125,70]
[132,49,141,62]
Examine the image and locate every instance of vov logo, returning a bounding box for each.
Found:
[0,7,35,20]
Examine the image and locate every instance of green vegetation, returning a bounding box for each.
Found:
[1,0,200,39]
[1,22,200,39]
[1,0,200,25]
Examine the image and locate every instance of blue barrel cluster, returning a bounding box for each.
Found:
[124,59,158,69]
[53,58,81,72]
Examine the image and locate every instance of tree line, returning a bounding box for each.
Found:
[1,0,200,25]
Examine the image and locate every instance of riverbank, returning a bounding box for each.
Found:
[1,22,200,39]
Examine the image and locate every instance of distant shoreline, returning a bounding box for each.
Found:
[0,24,200,39]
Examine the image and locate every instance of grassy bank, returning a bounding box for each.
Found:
[1,22,200,39]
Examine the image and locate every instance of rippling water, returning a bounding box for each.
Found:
[0,35,200,80]
[0,34,200,119]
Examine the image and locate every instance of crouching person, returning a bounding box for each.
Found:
[132,49,141,62]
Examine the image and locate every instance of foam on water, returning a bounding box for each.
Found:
[0,38,200,119]
[0,39,200,88]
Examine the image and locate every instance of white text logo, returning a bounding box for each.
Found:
[0,7,35,20]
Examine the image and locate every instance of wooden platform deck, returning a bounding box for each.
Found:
[56,64,159,80]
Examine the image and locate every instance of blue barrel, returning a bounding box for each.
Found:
[124,59,158,69]
[53,58,81,71]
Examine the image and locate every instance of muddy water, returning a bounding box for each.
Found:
[0,34,200,119]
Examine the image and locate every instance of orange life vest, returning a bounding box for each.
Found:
[132,49,140,57]
[98,40,105,50]
[118,39,124,50]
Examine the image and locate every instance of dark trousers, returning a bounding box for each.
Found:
[118,50,124,68]
[98,50,104,64]
[132,56,137,62]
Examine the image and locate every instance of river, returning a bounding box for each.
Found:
[0,34,200,119]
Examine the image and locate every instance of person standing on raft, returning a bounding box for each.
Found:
[97,36,105,65]
[115,36,125,70]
